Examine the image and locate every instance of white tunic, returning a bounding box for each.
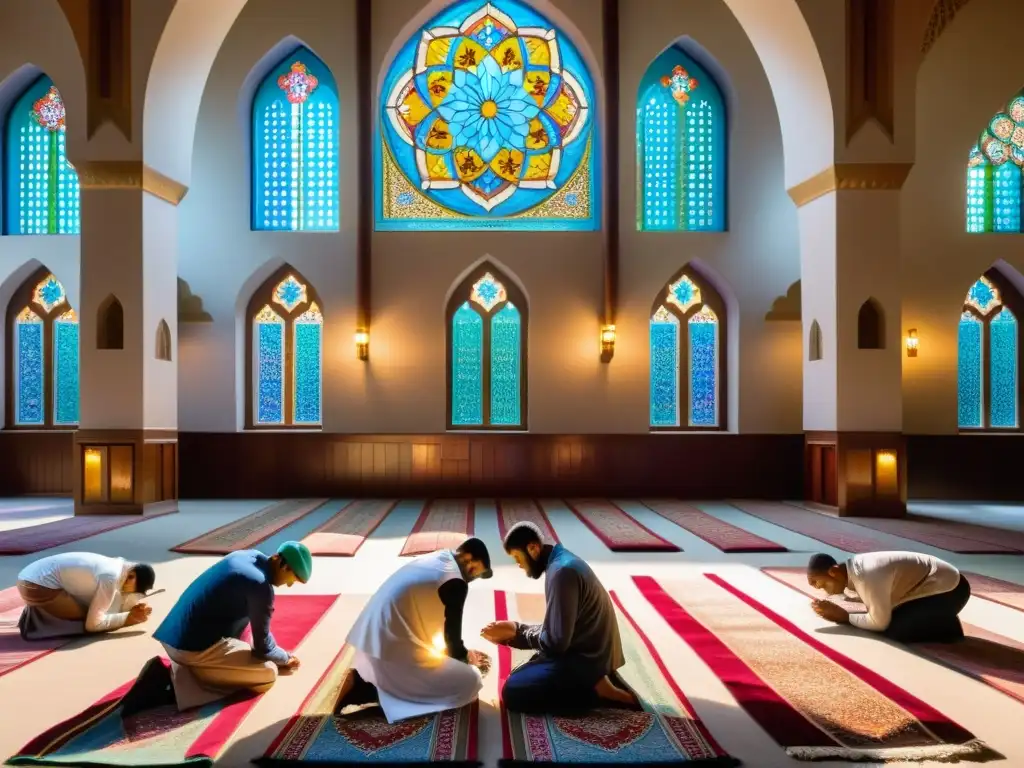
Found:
[846,551,961,632]
[346,550,482,723]
[17,552,132,633]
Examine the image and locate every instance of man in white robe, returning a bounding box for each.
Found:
[338,538,492,723]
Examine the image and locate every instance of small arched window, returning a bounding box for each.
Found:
[966,90,1024,233]
[6,270,79,427]
[809,319,823,361]
[246,269,324,428]
[446,266,528,430]
[857,299,884,350]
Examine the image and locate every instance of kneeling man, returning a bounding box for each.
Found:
[807,550,971,643]
[16,552,155,640]
[338,538,492,723]
[122,542,311,716]
[482,522,638,715]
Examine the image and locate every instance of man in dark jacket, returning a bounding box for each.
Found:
[481,522,637,714]
[121,541,312,715]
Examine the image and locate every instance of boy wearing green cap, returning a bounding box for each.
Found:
[121,541,313,715]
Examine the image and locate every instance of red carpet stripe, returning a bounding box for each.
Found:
[300,499,397,556]
[495,499,559,544]
[563,499,679,552]
[641,499,787,552]
[171,499,329,554]
[0,505,177,555]
[400,499,474,556]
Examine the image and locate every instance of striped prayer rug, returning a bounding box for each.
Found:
[640,500,787,552]
[171,499,329,554]
[8,594,338,768]
[495,590,736,766]
[762,566,1024,705]
[563,499,679,552]
[399,500,474,556]
[727,500,898,552]
[496,499,559,544]
[636,574,1000,763]
[301,500,397,556]
[0,505,177,555]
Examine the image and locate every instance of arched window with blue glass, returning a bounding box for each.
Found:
[251,47,339,231]
[637,46,726,231]
[958,271,1021,430]
[447,264,527,430]
[966,90,1024,233]
[6,268,79,428]
[3,75,80,235]
[377,0,599,231]
[245,266,324,428]
[649,267,726,430]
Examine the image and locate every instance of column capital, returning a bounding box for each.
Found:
[74,160,189,206]
[787,162,915,208]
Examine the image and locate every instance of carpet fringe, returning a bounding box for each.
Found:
[786,738,1003,763]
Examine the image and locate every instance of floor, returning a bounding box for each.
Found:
[1,497,1023,768]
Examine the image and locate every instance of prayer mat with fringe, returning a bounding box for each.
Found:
[171,499,330,554]
[302,500,398,556]
[399,500,474,557]
[562,499,679,552]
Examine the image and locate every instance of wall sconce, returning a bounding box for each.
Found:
[905,328,918,358]
[600,324,616,363]
[355,330,369,361]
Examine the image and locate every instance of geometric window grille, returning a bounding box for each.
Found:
[966,89,1024,234]
[958,274,1019,430]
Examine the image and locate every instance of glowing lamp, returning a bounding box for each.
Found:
[355,330,369,361]
[876,450,896,467]
[905,329,918,358]
[600,324,616,363]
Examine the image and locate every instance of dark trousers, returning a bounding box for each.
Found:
[502,653,604,716]
[884,575,971,643]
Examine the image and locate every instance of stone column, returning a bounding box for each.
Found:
[792,163,913,517]
[72,162,185,515]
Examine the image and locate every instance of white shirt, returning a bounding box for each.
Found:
[845,551,961,632]
[18,552,132,633]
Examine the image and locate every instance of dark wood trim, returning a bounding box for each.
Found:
[5,266,78,430]
[648,266,728,431]
[445,264,529,431]
[601,0,619,328]
[355,0,372,335]
[244,265,325,430]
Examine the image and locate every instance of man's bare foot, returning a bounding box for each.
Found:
[333,668,359,714]
[594,675,641,710]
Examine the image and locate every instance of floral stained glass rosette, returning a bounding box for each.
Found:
[379,0,596,227]
[966,93,1024,233]
[969,95,1024,170]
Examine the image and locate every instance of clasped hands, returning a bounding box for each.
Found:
[125,602,152,626]
[811,599,850,624]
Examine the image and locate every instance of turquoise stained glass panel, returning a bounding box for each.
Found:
[489,303,521,426]
[293,319,322,425]
[993,164,1022,233]
[958,312,984,428]
[650,313,679,427]
[688,313,718,427]
[641,90,680,230]
[451,303,483,426]
[965,161,988,233]
[256,319,285,425]
[990,308,1018,428]
[15,316,44,425]
[53,316,79,425]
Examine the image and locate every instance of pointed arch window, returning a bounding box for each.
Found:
[447,269,527,429]
[251,48,339,231]
[958,274,1020,430]
[3,76,80,235]
[966,90,1024,233]
[246,271,324,428]
[649,270,726,429]
[6,270,79,427]
[637,46,726,232]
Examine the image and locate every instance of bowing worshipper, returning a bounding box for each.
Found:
[481,521,639,715]
[335,537,493,723]
[15,552,156,640]
[119,541,313,717]
[807,550,971,643]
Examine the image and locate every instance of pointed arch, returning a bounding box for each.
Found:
[958,268,1022,430]
[155,319,172,362]
[809,319,823,361]
[857,298,885,350]
[649,265,727,430]
[446,262,528,430]
[2,73,80,235]
[97,295,124,350]
[245,265,324,428]
[250,45,339,232]
[966,88,1024,233]
[5,266,79,427]
[636,42,727,232]
[376,0,599,231]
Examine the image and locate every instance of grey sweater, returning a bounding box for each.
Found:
[511,544,625,674]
